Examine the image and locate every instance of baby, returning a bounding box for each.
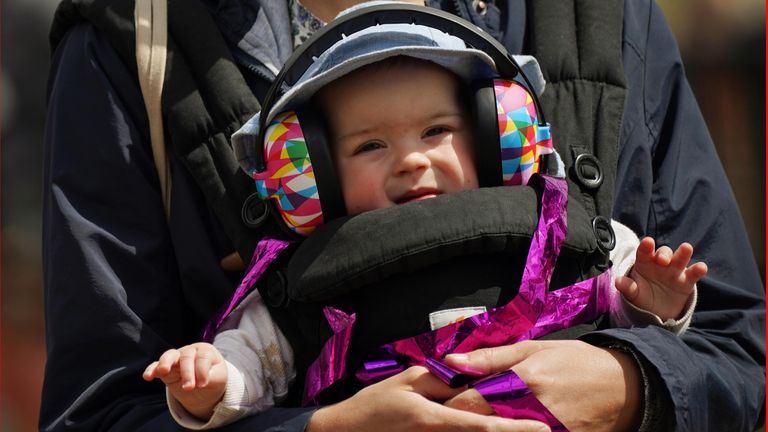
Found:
[143,20,706,430]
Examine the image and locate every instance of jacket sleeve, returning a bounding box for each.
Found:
[41,23,314,432]
[585,1,766,430]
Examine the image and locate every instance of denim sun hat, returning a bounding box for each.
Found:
[266,25,496,116]
[232,3,546,173]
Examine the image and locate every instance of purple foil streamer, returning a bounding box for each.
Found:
[472,370,567,431]
[364,359,399,370]
[424,358,474,388]
[523,269,612,340]
[302,175,612,416]
[355,359,405,384]
[303,307,356,406]
[202,238,291,343]
[385,175,569,362]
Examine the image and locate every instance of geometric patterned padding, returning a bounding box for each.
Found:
[254,111,323,235]
[495,79,553,186]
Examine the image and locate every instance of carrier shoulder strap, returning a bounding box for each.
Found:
[529,0,627,252]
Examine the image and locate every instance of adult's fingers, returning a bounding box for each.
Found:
[443,340,559,376]
[431,403,550,432]
[388,366,466,401]
[443,388,494,415]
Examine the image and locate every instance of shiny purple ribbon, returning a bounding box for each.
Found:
[302,175,612,412]
[373,175,569,366]
[202,238,292,343]
[472,370,567,431]
[302,307,356,406]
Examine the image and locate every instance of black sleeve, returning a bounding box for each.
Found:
[41,23,315,432]
[584,1,765,430]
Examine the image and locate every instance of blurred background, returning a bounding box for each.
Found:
[1,0,765,430]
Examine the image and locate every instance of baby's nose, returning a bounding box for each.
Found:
[396,150,431,175]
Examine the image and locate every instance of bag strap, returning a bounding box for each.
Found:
[135,0,171,219]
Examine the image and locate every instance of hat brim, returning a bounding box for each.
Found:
[268,23,498,119]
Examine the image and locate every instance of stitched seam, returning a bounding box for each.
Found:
[544,77,625,88]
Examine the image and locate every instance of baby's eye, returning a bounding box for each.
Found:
[423,127,448,138]
[353,141,385,155]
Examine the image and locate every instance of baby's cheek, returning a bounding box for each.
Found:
[342,180,381,214]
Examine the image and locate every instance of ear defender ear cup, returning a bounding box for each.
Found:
[253,110,345,235]
[472,79,553,187]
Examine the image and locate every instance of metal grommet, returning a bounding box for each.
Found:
[573,153,604,190]
[241,193,270,228]
[472,0,488,15]
[592,216,616,253]
[264,270,289,308]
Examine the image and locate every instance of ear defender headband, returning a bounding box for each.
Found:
[248,3,553,235]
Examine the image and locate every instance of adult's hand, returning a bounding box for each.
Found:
[306,366,551,432]
[443,340,642,432]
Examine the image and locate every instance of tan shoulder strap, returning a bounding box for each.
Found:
[135,0,171,219]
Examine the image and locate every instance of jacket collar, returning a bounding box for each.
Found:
[203,0,501,80]
[204,0,293,79]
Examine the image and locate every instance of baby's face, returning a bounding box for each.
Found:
[317,59,479,215]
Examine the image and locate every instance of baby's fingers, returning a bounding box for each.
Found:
[144,349,183,385]
[178,346,200,390]
[142,361,160,381]
[654,245,674,266]
[193,345,221,388]
[614,276,639,302]
[154,349,181,375]
[684,262,708,285]
[635,237,656,264]
[669,243,695,271]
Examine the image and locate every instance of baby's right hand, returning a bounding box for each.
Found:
[616,237,707,322]
[143,342,228,420]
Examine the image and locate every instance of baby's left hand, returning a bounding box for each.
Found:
[615,237,708,321]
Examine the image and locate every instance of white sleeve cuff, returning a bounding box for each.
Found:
[167,360,250,430]
[618,285,698,335]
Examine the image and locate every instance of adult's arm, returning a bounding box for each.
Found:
[40,23,316,432]
[601,1,765,430]
[442,1,764,430]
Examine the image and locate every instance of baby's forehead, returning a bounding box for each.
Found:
[314,56,467,113]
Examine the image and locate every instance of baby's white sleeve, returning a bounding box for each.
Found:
[167,289,296,429]
[608,220,697,335]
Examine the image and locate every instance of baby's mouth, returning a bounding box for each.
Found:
[395,189,440,205]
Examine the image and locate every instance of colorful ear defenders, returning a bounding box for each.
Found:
[249,3,553,235]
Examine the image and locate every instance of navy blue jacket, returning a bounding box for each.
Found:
[41,0,765,431]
